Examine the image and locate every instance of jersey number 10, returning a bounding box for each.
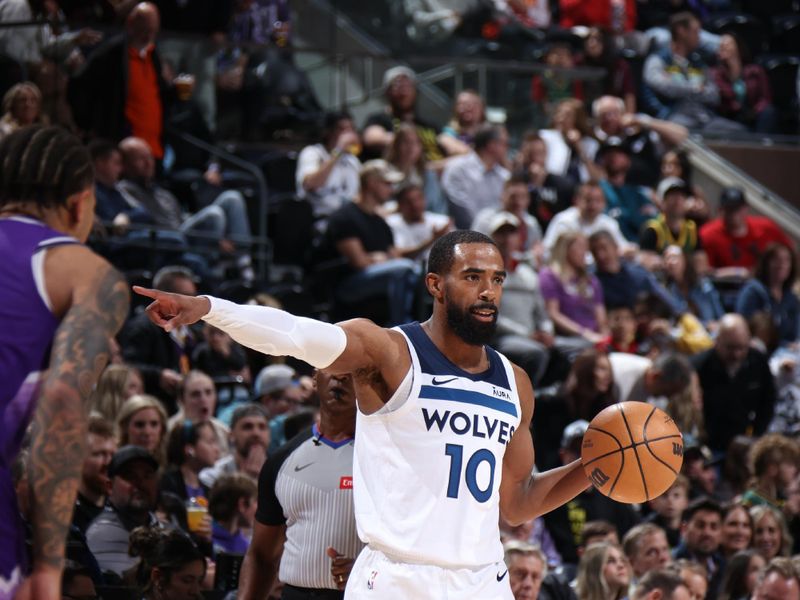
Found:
[445,443,496,503]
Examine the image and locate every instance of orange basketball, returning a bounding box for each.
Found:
[581,401,683,504]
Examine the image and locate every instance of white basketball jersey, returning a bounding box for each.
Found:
[353,322,522,568]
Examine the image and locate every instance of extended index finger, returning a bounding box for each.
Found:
[132,285,161,299]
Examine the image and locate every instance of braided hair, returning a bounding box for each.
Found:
[0,125,93,210]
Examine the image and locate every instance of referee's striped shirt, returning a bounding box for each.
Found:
[256,424,363,589]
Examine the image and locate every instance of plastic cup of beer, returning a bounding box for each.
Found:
[186,497,208,532]
[174,73,196,101]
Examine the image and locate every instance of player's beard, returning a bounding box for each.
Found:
[446,301,498,346]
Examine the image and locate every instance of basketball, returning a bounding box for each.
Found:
[581,402,683,504]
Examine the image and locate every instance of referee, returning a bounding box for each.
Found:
[239,370,362,600]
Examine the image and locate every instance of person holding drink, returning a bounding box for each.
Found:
[160,419,219,537]
[296,110,362,223]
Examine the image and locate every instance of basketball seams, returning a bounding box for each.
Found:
[583,426,624,497]
[619,404,650,501]
[582,433,682,468]
[643,442,679,477]
[582,402,683,504]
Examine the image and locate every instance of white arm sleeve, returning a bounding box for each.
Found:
[201,296,348,369]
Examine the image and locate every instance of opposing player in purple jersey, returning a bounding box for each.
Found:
[0,126,129,600]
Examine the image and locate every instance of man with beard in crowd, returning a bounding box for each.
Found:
[134,230,591,599]
[72,416,117,534]
[200,404,271,488]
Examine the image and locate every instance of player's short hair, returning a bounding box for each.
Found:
[209,473,257,523]
[623,523,666,559]
[681,496,723,524]
[633,569,688,600]
[0,125,94,209]
[428,230,497,276]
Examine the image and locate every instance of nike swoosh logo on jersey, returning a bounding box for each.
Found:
[432,376,458,386]
[496,569,508,582]
[294,462,314,472]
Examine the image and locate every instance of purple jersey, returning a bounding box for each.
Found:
[0,217,78,596]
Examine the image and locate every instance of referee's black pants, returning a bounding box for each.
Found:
[282,583,344,600]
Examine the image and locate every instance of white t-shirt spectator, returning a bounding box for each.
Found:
[441,152,509,227]
[386,211,451,263]
[542,206,629,257]
[539,129,598,183]
[295,144,360,218]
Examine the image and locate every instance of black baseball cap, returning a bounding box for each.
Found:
[719,187,747,211]
[108,445,159,478]
[596,136,630,161]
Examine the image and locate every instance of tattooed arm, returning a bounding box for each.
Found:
[25,246,129,599]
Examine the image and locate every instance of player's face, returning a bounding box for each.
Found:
[508,555,545,600]
[683,510,721,555]
[441,243,505,346]
[754,513,783,560]
[721,505,752,553]
[82,433,116,496]
[630,531,670,577]
[181,373,217,421]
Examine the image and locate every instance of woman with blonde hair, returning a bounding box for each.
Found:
[750,504,792,561]
[91,364,144,423]
[575,541,629,600]
[540,231,607,345]
[0,82,46,139]
[117,395,168,466]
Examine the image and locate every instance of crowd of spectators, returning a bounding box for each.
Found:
[0,1,799,599]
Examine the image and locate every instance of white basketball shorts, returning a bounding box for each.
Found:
[344,546,514,600]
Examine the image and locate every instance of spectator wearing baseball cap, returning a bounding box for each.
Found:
[597,137,658,242]
[542,418,641,569]
[640,177,701,256]
[699,187,792,274]
[86,446,161,578]
[488,210,557,388]
[324,159,421,326]
[362,66,445,162]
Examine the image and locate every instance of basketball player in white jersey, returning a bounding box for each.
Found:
[134,230,591,599]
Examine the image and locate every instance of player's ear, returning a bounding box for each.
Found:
[425,272,444,300]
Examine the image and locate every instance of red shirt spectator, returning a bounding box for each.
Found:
[126,45,164,159]
[700,188,792,270]
[559,0,637,33]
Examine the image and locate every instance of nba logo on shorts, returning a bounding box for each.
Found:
[367,570,378,590]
